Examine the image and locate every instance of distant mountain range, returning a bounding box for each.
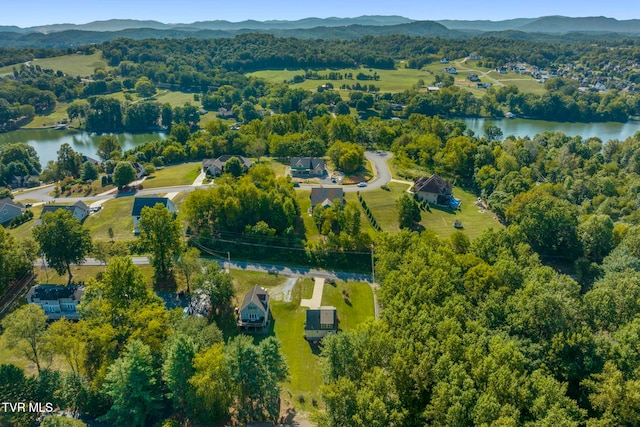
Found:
[0,15,639,48]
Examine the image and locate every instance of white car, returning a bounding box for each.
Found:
[357,182,367,188]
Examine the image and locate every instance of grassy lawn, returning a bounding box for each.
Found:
[360,181,411,233]
[22,105,71,128]
[261,158,288,177]
[322,281,374,330]
[229,269,287,307]
[8,205,43,241]
[83,197,135,240]
[359,181,502,239]
[296,190,321,243]
[155,90,200,108]
[344,193,376,236]
[143,162,201,189]
[419,187,503,240]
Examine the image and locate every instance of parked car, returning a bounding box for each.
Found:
[331,177,337,183]
[24,203,32,208]
[357,182,367,187]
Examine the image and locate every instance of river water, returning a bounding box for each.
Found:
[1,119,640,166]
[0,129,166,165]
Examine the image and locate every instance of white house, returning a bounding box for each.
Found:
[26,284,85,320]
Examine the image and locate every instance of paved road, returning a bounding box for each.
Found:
[14,152,393,204]
[454,61,505,87]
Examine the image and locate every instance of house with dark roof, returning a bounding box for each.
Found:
[41,201,90,222]
[202,155,253,176]
[0,197,24,225]
[290,157,326,178]
[131,197,176,234]
[414,174,460,208]
[310,187,344,210]
[26,284,85,320]
[304,306,338,341]
[237,285,270,331]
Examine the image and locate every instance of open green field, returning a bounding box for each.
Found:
[360,181,502,239]
[143,162,201,188]
[0,51,108,78]
[295,190,320,243]
[249,66,431,93]
[155,90,200,108]
[84,197,135,240]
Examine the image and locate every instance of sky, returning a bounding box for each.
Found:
[1,0,638,27]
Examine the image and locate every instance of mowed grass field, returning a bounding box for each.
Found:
[34,264,155,286]
[360,181,502,239]
[143,162,201,188]
[0,52,110,77]
[249,66,431,93]
[84,196,135,240]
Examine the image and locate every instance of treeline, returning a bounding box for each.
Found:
[318,225,640,426]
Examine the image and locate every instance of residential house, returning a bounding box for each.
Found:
[217,107,235,118]
[26,284,84,320]
[131,196,176,234]
[469,52,481,61]
[304,306,338,341]
[9,175,39,189]
[0,198,24,226]
[202,155,253,176]
[477,83,493,89]
[81,155,101,167]
[131,162,145,180]
[440,58,449,64]
[414,174,461,209]
[310,187,344,210]
[444,66,458,74]
[41,201,90,222]
[289,157,326,178]
[466,74,480,82]
[237,285,270,330]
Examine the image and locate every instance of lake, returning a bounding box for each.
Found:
[462,117,640,142]
[0,129,166,165]
[1,119,640,166]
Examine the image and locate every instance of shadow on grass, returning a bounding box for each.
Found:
[306,340,322,355]
[428,204,459,215]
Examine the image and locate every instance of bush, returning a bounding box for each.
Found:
[381,184,390,191]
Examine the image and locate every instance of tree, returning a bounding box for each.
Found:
[45,319,84,375]
[334,101,351,115]
[189,343,232,424]
[176,247,201,293]
[224,156,243,177]
[193,262,235,317]
[41,416,87,427]
[0,226,33,292]
[139,203,182,284]
[134,77,157,98]
[102,340,161,427]
[1,304,50,373]
[113,161,136,189]
[97,135,122,162]
[327,141,364,174]
[578,214,614,263]
[33,210,92,285]
[80,161,99,181]
[397,194,421,229]
[162,334,196,411]
[56,143,82,178]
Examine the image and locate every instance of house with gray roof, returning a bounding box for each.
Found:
[304,306,338,341]
[414,174,461,209]
[310,187,344,210]
[26,284,85,320]
[237,285,270,331]
[202,155,253,176]
[41,201,90,222]
[0,197,24,226]
[131,196,176,234]
[290,157,325,177]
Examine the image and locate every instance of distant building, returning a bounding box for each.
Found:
[131,197,176,234]
[466,74,480,82]
[310,187,344,210]
[202,155,253,176]
[469,52,481,61]
[290,157,326,178]
[26,284,84,320]
[444,66,458,74]
[237,285,270,331]
[304,306,338,341]
[41,201,90,222]
[0,197,24,226]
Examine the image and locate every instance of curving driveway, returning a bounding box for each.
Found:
[298,150,393,193]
